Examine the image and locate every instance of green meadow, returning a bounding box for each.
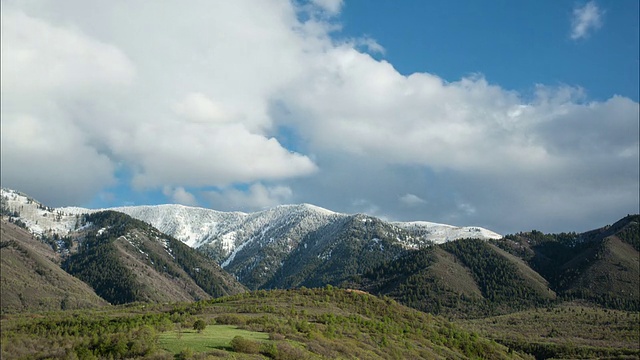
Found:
[158,325,269,354]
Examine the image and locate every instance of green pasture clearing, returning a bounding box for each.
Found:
[158,324,269,354]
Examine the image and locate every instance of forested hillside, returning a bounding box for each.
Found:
[64,211,246,305]
[350,238,555,318]
[263,215,408,289]
[494,214,639,310]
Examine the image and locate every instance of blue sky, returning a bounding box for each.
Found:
[339,0,639,101]
[1,0,638,234]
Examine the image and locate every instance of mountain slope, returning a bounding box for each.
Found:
[0,219,107,313]
[264,214,413,289]
[64,211,246,305]
[561,236,639,308]
[351,238,556,318]
[108,205,502,290]
[495,214,640,310]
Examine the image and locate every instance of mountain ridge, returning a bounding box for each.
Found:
[4,187,636,314]
[1,188,501,246]
[1,187,502,290]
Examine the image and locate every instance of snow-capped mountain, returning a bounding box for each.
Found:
[1,188,501,289]
[0,189,80,236]
[111,205,500,249]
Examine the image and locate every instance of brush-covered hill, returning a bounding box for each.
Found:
[0,287,532,360]
[0,219,107,313]
[458,302,640,360]
[348,238,556,318]
[495,214,639,310]
[63,211,246,305]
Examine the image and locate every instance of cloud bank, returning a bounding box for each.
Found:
[1,0,637,233]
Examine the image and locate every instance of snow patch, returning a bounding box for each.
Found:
[221,231,237,252]
[222,235,255,268]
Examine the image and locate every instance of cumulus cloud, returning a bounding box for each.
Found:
[172,93,231,123]
[280,50,541,172]
[571,1,604,40]
[0,9,129,206]
[0,9,135,95]
[0,113,116,206]
[163,186,198,206]
[205,183,293,211]
[310,0,343,15]
[399,193,427,206]
[1,0,318,206]
[125,122,317,189]
[279,47,638,175]
[277,44,637,232]
[1,0,637,233]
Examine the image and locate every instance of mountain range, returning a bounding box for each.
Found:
[1,187,500,290]
[1,187,638,317]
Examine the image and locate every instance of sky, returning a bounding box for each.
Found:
[1,0,638,234]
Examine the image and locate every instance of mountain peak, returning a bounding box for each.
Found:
[2,187,504,288]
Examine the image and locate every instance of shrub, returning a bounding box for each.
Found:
[269,332,286,341]
[176,348,194,360]
[275,342,309,360]
[230,336,260,354]
[260,342,278,358]
[215,314,246,326]
[193,319,206,333]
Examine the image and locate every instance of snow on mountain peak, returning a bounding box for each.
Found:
[393,221,502,244]
[112,204,248,248]
[1,188,79,236]
[2,187,502,269]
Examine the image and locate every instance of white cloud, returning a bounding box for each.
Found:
[126,122,317,189]
[0,0,636,234]
[163,186,198,206]
[1,1,318,206]
[0,9,134,96]
[205,183,293,211]
[277,43,637,232]
[355,36,386,55]
[280,49,542,172]
[310,0,343,15]
[399,193,426,206]
[0,9,130,206]
[571,1,604,40]
[172,93,231,123]
[279,47,638,176]
[0,113,116,206]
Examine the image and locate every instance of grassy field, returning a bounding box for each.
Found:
[158,324,269,354]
